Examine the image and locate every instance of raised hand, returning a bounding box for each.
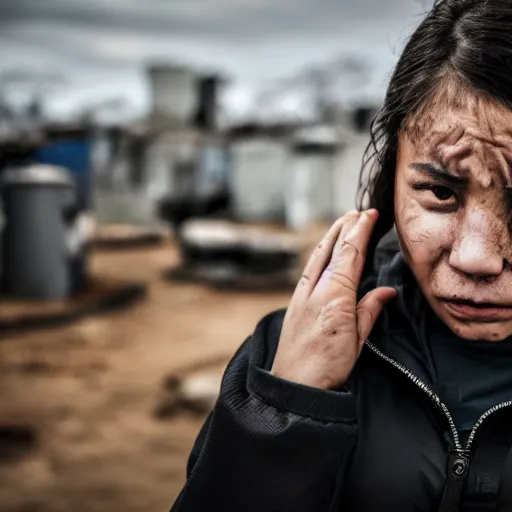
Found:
[272,210,396,390]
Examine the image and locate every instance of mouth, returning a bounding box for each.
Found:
[441,298,512,322]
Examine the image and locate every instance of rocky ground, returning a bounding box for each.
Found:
[0,241,292,512]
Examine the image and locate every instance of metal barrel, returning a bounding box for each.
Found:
[0,164,75,300]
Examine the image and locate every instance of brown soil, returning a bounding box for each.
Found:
[0,241,292,512]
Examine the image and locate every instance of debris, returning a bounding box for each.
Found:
[166,219,302,291]
[155,372,223,419]
[0,280,146,334]
[0,423,38,462]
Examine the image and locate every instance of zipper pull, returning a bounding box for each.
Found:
[438,450,471,512]
[451,454,469,479]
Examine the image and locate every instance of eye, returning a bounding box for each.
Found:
[430,185,454,201]
[410,181,459,211]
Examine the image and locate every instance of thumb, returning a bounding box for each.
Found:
[356,287,397,347]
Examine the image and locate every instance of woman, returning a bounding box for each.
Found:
[171,1,512,510]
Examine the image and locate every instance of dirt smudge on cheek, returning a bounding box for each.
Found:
[396,196,443,267]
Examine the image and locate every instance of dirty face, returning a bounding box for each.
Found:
[395,93,512,341]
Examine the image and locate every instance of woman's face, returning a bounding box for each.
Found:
[395,94,512,341]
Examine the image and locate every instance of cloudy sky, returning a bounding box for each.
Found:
[0,0,432,120]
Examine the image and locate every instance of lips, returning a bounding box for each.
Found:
[441,298,512,322]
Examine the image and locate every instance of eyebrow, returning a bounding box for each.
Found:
[408,163,469,186]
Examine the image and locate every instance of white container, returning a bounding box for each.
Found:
[286,150,338,230]
[147,64,198,123]
[285,125,341,230]
[332,134,371,217]
[145,131,199,201]
[230,138,289,222]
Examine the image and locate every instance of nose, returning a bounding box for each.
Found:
[449,209,505,278]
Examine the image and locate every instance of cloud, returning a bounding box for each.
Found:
[0,0,428,117]
[0,0,427,41]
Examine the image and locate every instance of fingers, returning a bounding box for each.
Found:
[316,209,379,296]
[294,211,360,300]
[356,287,397,346]
[334,213,362,256]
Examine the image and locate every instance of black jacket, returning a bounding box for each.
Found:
[171,249,512,512]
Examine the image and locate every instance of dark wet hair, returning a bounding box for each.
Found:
[358,0,512,263]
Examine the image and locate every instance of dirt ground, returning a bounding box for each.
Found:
[0,242,292,512]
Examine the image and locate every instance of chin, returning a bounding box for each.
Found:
[435,309,512,342]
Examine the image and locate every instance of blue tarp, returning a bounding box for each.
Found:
[34,139,91,211]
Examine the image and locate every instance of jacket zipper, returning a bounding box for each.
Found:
[365,341,512,456]
[465,400,512,450]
